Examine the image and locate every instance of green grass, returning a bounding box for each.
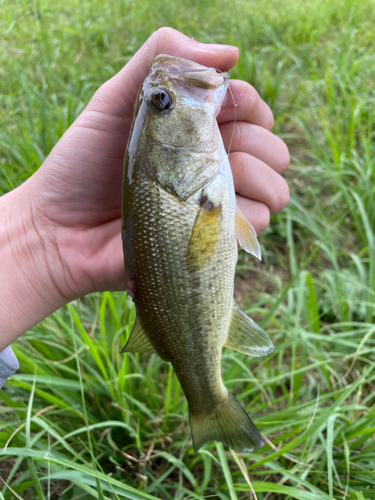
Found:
[1,0,375,498]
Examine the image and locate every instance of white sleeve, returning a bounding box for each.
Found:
[0,346,19,389]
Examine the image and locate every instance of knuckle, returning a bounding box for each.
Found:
[246,84,259,115]
[225,121,244,153]
[277,141,290,171]
[88,75,118,109]
[236,122,247,149]
[272,179,290,214]
[266,110,274,130]
[236,154,254,193]
[86,83,110,112]
[243,82,274,130]
[231,151,247,177]
[153,26,177,44]
[280,180,290,207]
[91,83,109,104]
[233,80,258,114]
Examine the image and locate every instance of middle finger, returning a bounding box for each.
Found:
[220,121,290,174]
[217,80,274,131]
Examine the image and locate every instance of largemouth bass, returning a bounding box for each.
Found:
[121,55,273,453]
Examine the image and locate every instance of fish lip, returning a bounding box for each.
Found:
[149,54,230,90]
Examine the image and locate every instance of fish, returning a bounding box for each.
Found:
[121,55,273,453]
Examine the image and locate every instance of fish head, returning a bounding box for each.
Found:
[125,56,230,198]
[139,55,229,149]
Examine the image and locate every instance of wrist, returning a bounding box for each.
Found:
[0,180,71,349]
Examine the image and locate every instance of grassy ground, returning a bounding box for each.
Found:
[1,0,375,498]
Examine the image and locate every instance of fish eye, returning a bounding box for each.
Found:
[148,88,175,113]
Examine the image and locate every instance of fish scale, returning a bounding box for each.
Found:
[132,182,231,414]
[121,55,274,452]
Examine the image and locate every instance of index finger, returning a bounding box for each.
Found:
[217,80,274,131]
[89,28,239,121]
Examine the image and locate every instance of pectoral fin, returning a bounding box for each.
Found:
[187,198,222,271]
[121,318,157,355]
[235,206,261,260]
[225,302,273,357]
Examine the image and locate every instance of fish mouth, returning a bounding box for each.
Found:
[149,55,229,91]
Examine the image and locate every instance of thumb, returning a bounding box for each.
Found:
[87,27,239,121]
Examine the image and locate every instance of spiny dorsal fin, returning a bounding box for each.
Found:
[224,302,273,357]
[187,198,222,271]
[235,206,261,260]
[121,318,157,355]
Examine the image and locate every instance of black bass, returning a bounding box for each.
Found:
[121,55,273,453]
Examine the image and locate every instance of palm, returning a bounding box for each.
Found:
[36,107,237,294]
[35,110,134,293]
[40,111,132,224]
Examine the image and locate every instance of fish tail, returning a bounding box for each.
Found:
[189,391,264,453]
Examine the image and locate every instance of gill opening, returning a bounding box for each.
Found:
[215,69,236,157]
[227,82,236,157]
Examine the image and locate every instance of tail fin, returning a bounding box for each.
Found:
[189,392,264,453]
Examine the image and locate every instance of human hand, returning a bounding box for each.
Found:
[0,28,289,347]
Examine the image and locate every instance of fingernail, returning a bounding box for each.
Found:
[198,42,238,51]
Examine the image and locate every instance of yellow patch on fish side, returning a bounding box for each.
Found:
[187,200,222,270]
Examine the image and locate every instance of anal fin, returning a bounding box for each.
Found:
[235,206,261,260]
[224,302,273,357]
